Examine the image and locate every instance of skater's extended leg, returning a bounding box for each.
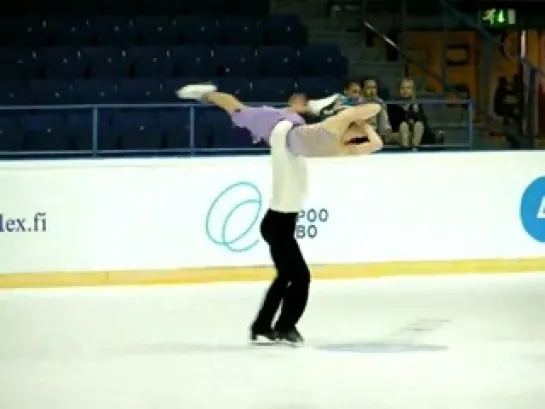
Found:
[176,83,245,113]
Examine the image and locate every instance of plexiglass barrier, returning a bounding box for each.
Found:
[0,99,473,158]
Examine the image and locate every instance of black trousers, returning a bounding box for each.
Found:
[252,209,311,332]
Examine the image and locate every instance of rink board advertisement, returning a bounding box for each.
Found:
[1,151,545,276]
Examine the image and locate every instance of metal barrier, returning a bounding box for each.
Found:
[0,99,473,157]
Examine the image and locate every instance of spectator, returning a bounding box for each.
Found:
[493,75,522,149]
[361,77,392,138]
[388,78,430,148]
[337,80,364,106]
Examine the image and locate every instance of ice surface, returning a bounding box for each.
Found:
[1,272,545,409]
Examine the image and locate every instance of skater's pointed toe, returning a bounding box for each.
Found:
[176,83,217,100]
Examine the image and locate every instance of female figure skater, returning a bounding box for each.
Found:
[177,83,383,345]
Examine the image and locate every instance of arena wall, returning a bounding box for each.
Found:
[1,151,545,288]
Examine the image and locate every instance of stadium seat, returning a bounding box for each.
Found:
[0,48,41,79]
[179,17,221,45]
[0,116,23,151]
[64,111,93,151]
[257,46,297,77]
[251,77,295,102]
[263,14,307,46]
[297,76,342,98]
[21,113,73,151]
[5,17,48,46]
[229,0,270,16]
[56,0,103,14]
[157,109,191,149]
[93,16,137,46]
[143,0,186,14]
[46,17,94,46]
[28,79,75,104]
[170,46,217,77]
[73,79,118,104]
[188,0,231,15]
[215,46,258,77]
[82,47,131,78]
[41,47,86,79]
[0,81,30,105]
[213,77,252,100]
[128,47,175,78]
[133,16,181,46]
[113,111,162,150]
[297,44,347,76]
[221,17,263,46]
[116,78,163,103]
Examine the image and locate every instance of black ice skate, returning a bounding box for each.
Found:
[275,328,304,346]
[250,327,278,345]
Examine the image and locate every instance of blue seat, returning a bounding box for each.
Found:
[116,79,163,103]
[56,0,102,13]
[41,47,86,79]
[82,47,131,78]
[189,0,230,15]
[251,77,295,102]
[0,81,30,105]
[257,46,297,77]
[96,112,118,151]
[46,17,94,46]
[66,111,94,151]
[298,44,346,76]
[73,79,118,103]
[113,111,162,150]
[221,17,263,46]
[134,16,181,45]
[28,79,74,104]
[297,76,341,98]
[144,0,186,13]
[5,17,48,46]
[213,77,252,100]
[179,17,221,45]
[106,0,144,13]
[128,47,175,78]
[0,116,23,151]
[21,114,73,151]
[170,46,217,77]
[0,49,41,79]
[215,46,258,77]
[92,17,137,46]
[263,14,306,46]
[299,44,348,76]
[229,0,269,17]
[158,109,191,149]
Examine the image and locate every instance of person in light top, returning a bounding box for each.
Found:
[177,82,383,346]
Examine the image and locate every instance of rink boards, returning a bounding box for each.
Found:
[1,151,545,287]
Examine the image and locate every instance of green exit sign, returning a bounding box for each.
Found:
[480,9,516,27]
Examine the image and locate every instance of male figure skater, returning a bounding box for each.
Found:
[177,83,383,345]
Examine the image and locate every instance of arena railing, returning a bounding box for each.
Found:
[0,99,473,158]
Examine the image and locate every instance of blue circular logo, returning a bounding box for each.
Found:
[205,181,263,252]
[520,176,545,243]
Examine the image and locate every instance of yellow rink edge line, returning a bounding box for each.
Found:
[1,257,545,288]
